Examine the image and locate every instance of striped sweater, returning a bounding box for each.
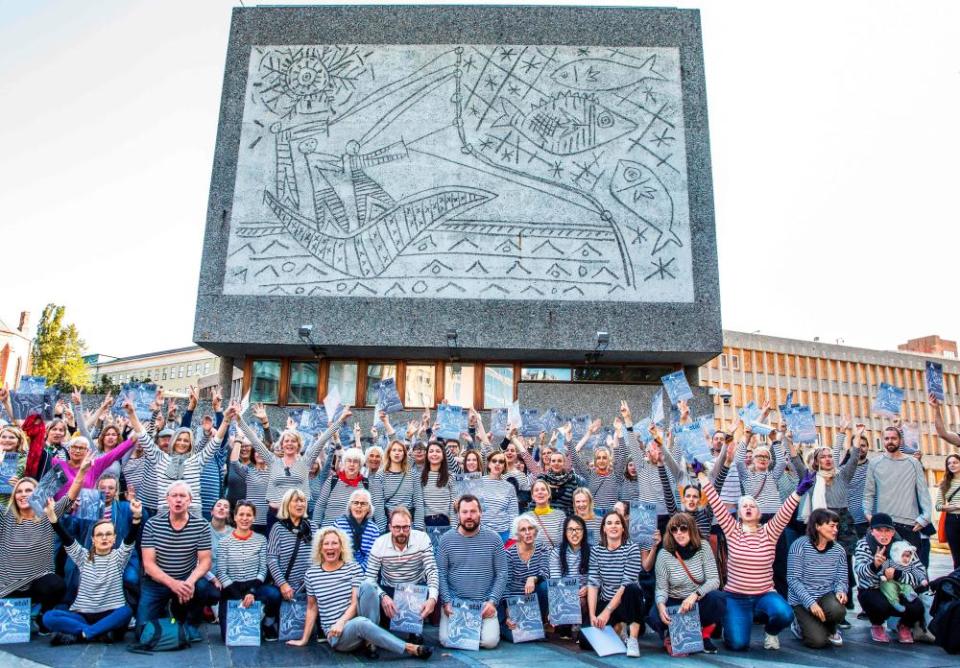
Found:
[549,544,590,586]
[421,470,456,523]
[847,460,868,523]
[705,479,798,595]
[56,520,138,614]
[654,545,720,605]
[378,469,425,531]
[588,541,641,601]
[504,543,550,596]
[136,430,219,514]
[333,515,381,572]
[735,440,788,514]
[529,508,565,550]
[365,530,440,601]
[312,471,386,530]
[437,527,507,604]
[786,537,847,608]
[853,537,927,590]
[266,520,317,593]
[215,531,268,587]
[569,438,626,511]
[474,477,519,533]
[936,478,960,514]
[626,433,677,515]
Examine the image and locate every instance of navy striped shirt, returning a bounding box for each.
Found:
[141,512,212,582]
[437,527,507,604]
[304,560,363,633]
[787,537,847,608]
[504,543,550,596]
[588,541,641,601]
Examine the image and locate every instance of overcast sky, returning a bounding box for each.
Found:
[1,0,958,358]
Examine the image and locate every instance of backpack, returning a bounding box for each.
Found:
[930,569,960,654]
[128,618,191,653]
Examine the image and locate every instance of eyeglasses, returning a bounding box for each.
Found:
[350,501,369,506]
[93,531,115,538]
[670,526,690,534]
[566,527,584,534]
[390,525,411,532]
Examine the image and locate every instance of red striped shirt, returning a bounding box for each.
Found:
[705,482,798,595]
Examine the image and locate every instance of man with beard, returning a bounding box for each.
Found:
[862,426,930,554]
[436,494,507,649]
[360,507,438,646]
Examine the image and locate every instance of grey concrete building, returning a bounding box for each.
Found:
[194,5,720,415]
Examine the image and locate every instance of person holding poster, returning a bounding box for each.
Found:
[499,514,550,642]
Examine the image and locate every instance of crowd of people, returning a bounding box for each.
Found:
[0,383,956,659]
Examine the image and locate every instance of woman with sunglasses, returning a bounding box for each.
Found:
[585,511,646,658]
[474,450,518,542]
[550,515,591,641]
[650,513,723,655]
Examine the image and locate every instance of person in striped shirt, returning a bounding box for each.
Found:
[267,489,316,606]
[787,508,848,648]
[376,433,425,532]
[474,451,519,541]
[332,488,380,572]
[697,465,813,651]
[567,416,627,513]
[499,513,550,642]
[651,512,722,656]
[42,493,142,645]
[529,478,564,550]
[571,488,602,543]
[313,446,386,530]
[361,507,438,645]
[550,515,591,641]
[419,441,457,529]
[936,453,960,569]
[436,494,508,649]
[215,500,280,641]
[286,526,433,659]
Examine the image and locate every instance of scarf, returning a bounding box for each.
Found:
[346,513,368,554]
[675,543,698,560]
[541,470,575,487]
[800,466,837,521]
[533,506,553,516]
[165,454,187,480]
[338,471,363,487]
[281,517,313,545]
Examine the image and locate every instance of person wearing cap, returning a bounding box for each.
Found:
[853,512,927,643]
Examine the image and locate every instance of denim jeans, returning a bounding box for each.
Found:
[43,606,133,639]
[722,591,794,651]
[328,616,407,655]
[137,577,220,630]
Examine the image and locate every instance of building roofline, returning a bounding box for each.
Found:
[89,345,207,366]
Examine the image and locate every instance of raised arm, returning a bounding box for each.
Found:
[657,460,678,515]
[303,407,352,463]
[236,413,277,465]
[930,393,960,447]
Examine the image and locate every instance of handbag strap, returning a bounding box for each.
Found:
[533,513,556,549]
[675,551,705,586]
[284,524,306,583]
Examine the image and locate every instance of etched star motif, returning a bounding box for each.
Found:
[499,47,516,61]
[485,74,499,90]
[521,57,541,74]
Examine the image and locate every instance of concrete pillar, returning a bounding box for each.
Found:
[219,356,235,401]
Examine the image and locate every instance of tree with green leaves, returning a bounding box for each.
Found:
[31,304,89,391]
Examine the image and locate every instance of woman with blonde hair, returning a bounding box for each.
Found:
[268,488,317,606]
[0,424,28,506]
[378,431,425,531]
[287,526,433,659]
[572,487,602,542]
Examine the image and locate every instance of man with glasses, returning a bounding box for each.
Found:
[436,494,507,649]
[360,507,439,646]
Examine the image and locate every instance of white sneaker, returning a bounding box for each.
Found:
[827,631,843,647]
[763,633,780,650]
[626,637,640,657]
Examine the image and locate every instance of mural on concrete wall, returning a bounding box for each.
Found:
[224,45,693,301]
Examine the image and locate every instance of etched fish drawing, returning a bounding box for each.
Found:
[492,93,637,155]
[609,159,683,255]
[550,56,667,92]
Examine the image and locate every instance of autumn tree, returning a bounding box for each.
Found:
[31,304,88,391]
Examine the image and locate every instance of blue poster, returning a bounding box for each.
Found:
[629,501,657,547]
[650,388,665,426]
[901,422,920,454]
[28,466,67,516]
[571,415,591,440]
[374,378,404,414]
[76,489,105,521]
[784,405,818,444]
[660,371,694,405]
[634,417,655,445]
[667,604,704,654]
[446,599,482,651]
[519,408,541,437]
[737,401,761,425]
[226,600,261,646]
[390,583,427,635]
[17,376,46,394]
[0,452,19,494]
[279,599,307,641]
[872,382,904,418]
[540,408,561,436]
[547,576,582,625]
[291,405,323,435]
[437,404,463,440]
[454,473,482,500]
[926,361,945,402]
[110,383,157,421]
[507,594,544,642]
[427,525,451,555]
[674,420,714,464]
[490,408,509,436]
[0,598,31,644]
[10,390,57,420]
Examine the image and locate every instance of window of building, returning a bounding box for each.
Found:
[719,354,740,371]
[404,364,435,408]
[483,365,513,408]
[251,360,281,404]
[572,365,673,383]
[288,361,318,405]
[187,364,194,376]
[444,363,475,407]
[204,362,211,374]
[364,363,398,406]
[520,366,572,382]
[161,369,167,380]
[179,366,184,378]
[327,361,358,405]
